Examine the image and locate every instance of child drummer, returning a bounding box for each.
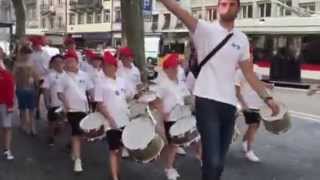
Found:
[95,51,132,180]
[150,53,201,180]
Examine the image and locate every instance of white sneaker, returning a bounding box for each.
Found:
[165,168,180,180]
[73,158,83,172]
[122,148,130,158]
[176,147,186,156]
[242,141,248,153]
[4,150,14,160]
[245,150,260,162]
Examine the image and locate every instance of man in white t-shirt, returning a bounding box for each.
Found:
[43,55,65,146]
[116,47,142,96]
[95,51,131,180]
[57,49,94,173]
[150,54,201,180]
[42,36,60,58]
[235,50,273,162]
[158,0,279,179]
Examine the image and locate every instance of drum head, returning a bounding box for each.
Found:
[169,116,196,137]
[122,117,155,150]
[80,112,107,130]
[169,105,192,122]
[259,102,288,122]
[138,91,157,103]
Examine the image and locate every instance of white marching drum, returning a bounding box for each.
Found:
[168,105,192,122]
[169,116,200,146]
[128,100,148,119]
[80,112,110,141]
[259,102,291,135]
[122,117,165,163]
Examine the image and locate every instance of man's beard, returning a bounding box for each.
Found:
[219,13,238,22]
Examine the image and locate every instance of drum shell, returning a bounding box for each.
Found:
[262,112,291,135]
[83,125,105,139]
[170,128,200,145]
[128,134,164,163]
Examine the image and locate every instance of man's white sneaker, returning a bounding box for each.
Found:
[242,141,248,152]
[74,159,83,172]
[245,150,260,162]
[4,150,14,160]
[165,168,180,180]
[176,147,186,156]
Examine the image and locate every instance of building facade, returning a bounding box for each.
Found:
[144,0,320,62]
[0,0,15,54]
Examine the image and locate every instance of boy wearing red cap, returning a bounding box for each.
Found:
[43,55,66,146]
[57,50,94,172]
[0,65,15,160]
[95,51,131,180]
[150,53,201,180]
[117,47,141,96]
[235,50,273,162]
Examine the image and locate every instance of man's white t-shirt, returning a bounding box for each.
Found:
[192,20,250,106]
[56,70,93,112]
[152,74,190,121]
[94,75,130,128]
[43,70,65,108]
[30,49,51,78]
[235,68,264,109]
[43,45,60,58]
[117,62,141,95]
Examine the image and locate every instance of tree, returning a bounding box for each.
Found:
[121,0,146,81]
[11,0,26,40]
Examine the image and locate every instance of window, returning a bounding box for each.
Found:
[104,9,110,23]
[58,16,63,28]
[49,0,53,6]
[151,14,159,30]
[87,12,93,24]
[95,11,102,23]
[258,2,271,17]
[206,7,216,21]
[115,8,121,23]
[162,13,170,29]
[300,2,316,13]
[69,13,75,25]
[78,13,84,24]
[41,18,46,28]
[175,19,184,29]
[240,4,253,19]
[49,17,54,29]
[192,8,202,19]
[58,0,63,5]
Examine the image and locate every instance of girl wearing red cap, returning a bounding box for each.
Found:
[95,51,132,180]
[14,46,39,136]
[150,53,201,180]
[57,51,94,173]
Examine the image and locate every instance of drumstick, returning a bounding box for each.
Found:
[146,105,157,125]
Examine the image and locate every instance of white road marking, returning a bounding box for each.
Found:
[289,110,320,123]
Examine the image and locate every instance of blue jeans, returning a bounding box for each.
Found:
[195,97,236,180]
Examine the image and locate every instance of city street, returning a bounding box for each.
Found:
[0,87,319,180]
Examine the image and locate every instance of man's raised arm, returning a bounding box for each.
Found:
[158,0,198,33]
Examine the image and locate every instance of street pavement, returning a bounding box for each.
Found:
[0,88,319,180]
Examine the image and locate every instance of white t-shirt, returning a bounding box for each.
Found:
[43,70,65,108]
[117,62,141,95]
[192,20,250,106]
[94,75,130,128]
[152,74,190,120]
[30,49,51,78]
[235,68,264,109]
[43,45,60,58]
[56,70,93,112]
[83,63,104,85]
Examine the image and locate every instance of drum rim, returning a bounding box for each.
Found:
[169,116,196,136]
[259,102,288,122]
[122,118,155,150]
[79,112,105,130]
